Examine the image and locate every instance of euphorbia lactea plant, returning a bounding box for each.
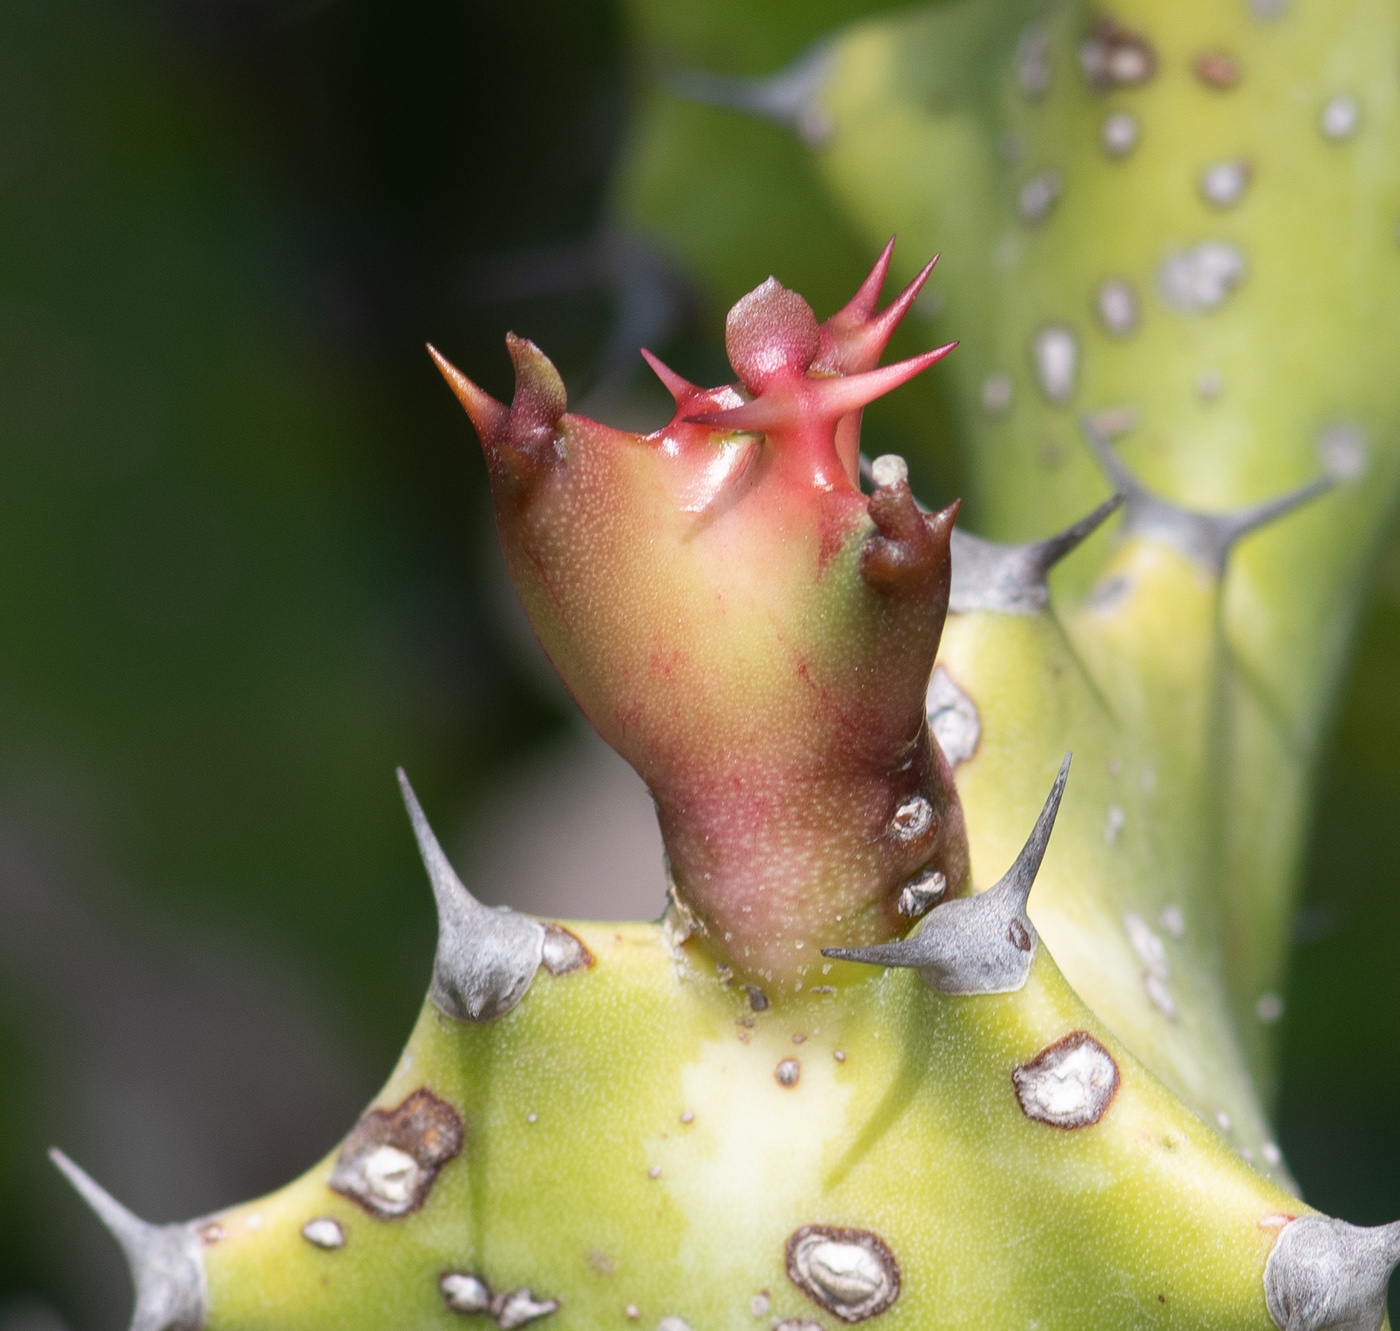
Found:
[48,238,1400,1331]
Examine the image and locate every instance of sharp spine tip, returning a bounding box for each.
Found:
[842,237,897,320]
[949,493,1124,614]
[823,756,1069,995]
[428,343,510,442]
[1006,754,1072,905]
[49,1150,205,1331]
[398,768,544,1022]
[664,40,837,147]
[640,348,699,404]
[1080,414,1334,574]
[875,253,938,335]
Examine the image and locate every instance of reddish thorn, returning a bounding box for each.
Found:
[683,396,787,434]
[428,343,509,442]
[928,497,961,541]
[818,254,942,376]
[640,348,700,404]
[686,343,956,435]
[836,237,897,323]
[809,342,956,417]
[868,254,939,347]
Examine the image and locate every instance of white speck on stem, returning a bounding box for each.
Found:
[1101,110,1139,157]
[787,1228,900,1320]
[898,867,948,918]
[889,795,934,842]
[1144,972,1177,1020]
[440,1273,492,1315]
[301,1217,345,1250]
[1159,241,1246,313]
[1031,326,1079,402]
[1019,169,1063,223]
[1320,94,1360,140]
[497,1289,560,1330]
[1096,279,1138,336]
[1105,805,1126,844]
[361,1145,420,1208]
[982,372,1014,415]
[1017,23,1052,97]
[1318,423,1368,480]
[1200,159,1250,208]
[1256,992,1285,1024]
[1124,913,1168,978]
[1159,905,1185,938]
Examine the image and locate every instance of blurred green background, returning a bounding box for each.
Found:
[1,1,1398,1327]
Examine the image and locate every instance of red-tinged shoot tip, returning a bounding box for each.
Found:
[428,343,508,442]
[818,244,939,376]
[429,335,567,486]
[814,238,941,476]
[640,347,701,404]
[435,259,967,982]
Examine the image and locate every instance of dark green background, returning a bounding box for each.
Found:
[0,1,1396,1327]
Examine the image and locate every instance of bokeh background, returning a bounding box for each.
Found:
[2,1,1399,1326]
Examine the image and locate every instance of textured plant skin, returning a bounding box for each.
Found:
[49,1,1400,1328]
[181,927,1305,1330]
[429,275,967,983]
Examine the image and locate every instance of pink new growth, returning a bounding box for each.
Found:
[432,241,967,982]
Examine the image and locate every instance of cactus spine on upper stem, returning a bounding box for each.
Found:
[48,0,1400,1327]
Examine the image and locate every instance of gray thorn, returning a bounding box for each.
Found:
[398,768,545,1022]
[1080,414,1334,575]
[824,754,1071,994]
[49,1149,205,1331]
[1264,1214,1400,1331]
[665,41,837,147]
[950,494,1125,614]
